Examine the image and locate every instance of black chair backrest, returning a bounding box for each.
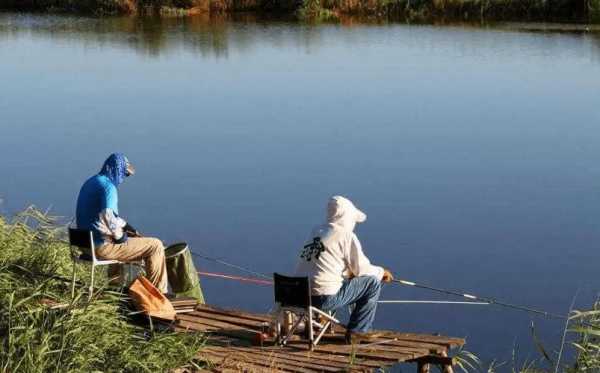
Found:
[68,228,93,249]
[273,273,311,308]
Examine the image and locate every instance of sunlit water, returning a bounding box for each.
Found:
[2,12,600,366]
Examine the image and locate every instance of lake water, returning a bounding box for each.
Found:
[2,12,600,367]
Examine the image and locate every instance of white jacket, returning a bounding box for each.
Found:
[295,196,384,296]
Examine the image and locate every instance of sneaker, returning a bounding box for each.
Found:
[345,331,384,344]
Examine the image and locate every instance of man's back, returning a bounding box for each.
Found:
[76,174,117,246]
[296,223,353,296]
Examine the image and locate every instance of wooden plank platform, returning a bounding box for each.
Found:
[165,298,465,372]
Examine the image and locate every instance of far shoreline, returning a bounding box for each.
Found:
[1,0,599,23]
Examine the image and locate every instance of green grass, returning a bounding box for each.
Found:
[0,207,204,373]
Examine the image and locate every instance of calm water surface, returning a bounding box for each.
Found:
[2,12,600,365]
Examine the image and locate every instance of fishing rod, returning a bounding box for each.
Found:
[378,300,489,305]
[392,278,568,320]
[187,250,576,322]
[193,271,497,306]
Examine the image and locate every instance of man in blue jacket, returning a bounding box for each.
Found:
[76,153,168,293]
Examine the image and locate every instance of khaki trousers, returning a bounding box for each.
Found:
[97,237,168,293]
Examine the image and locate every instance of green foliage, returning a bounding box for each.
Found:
[0,207,204,373]
[0,0,136,15]
[568,302,600,372]
[296,0,337,21]
[449,301,600,373]
[589,0,600,22]
[453,350,545,373]
[454,347,481,372]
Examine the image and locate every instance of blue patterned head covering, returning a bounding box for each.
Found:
[99,153,131,187]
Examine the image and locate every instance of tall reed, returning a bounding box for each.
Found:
[0,207,204,373]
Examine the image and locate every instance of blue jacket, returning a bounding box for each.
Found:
[76,153,129,247]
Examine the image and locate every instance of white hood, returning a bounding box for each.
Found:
[327,196,366,232]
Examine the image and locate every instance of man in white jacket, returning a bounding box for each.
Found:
[295,196,393,342]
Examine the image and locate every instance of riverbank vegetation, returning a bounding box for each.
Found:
[0,207,203,372]
[447,306,600,372]
[1,0,599,22]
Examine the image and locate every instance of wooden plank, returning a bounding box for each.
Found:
[283,350,385,369]
[321,332,455,352]
[201,349,317,373]
[177,319,260,341]
[187,310,268,330]
[196,352,275,373]
[170,297,199,305]
[332,323,463,347]
[320,334,444,354]
[375,330,460,342]
[378,331,464,347]
[323,333,448,352]
[175,308,196,314]
[177,314,262,334]
[175,319,217,332]
[205,334,255,347]
[353,343,430,356]
[259,346,387,369]
[238,347,372,371]
[205,346,345,372]
[170,302,465,372]
[187,305,463,347]
[233,346,372,372]
[174,324,213,333]
[196,353,273,373]
[379,338,448,353]
[201,350,293,372]
[203,339,391,370]
[195,304,271,323]
[285,340,414,361]
[209,369,249,373]
[209,368,253,373]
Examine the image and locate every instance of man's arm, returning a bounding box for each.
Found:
[95,208,128,243]
[346,234,385,280]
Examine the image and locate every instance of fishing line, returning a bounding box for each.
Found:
[190,250,271,279]
[378,300,489,305]
[392,278,568,320]
[197,271,273,286]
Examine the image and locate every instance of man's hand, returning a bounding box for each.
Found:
[382,269,394,283]
[127,229,141,237]
[124,223,141,237]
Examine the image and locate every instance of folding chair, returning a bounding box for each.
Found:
[273,273,339,350]
[68,228,139,301]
